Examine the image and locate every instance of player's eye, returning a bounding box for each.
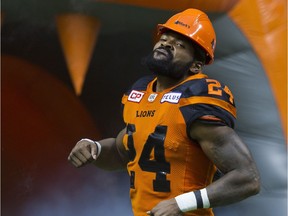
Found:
[159,37,167,42]
[176,42,185,48]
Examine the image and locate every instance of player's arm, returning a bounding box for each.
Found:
[148,121,260,216]
[189,120,260,207]
[68,128,129,171]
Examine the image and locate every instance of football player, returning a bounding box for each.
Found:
[68,8,260,216]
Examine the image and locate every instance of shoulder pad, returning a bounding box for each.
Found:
[180,78,236,107]
[124,75,155,96]
[178,78,237,128]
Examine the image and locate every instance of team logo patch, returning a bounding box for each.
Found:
[148,93,158,102]
[161,92,182,104]
[128,90,144,103]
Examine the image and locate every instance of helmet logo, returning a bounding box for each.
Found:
[174,20,190,29]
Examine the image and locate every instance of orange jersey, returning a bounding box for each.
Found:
[121,73,236,216]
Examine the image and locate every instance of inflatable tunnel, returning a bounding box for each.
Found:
[1,0,286,215]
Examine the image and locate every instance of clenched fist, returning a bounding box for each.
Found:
[147,198,183,216]
[68,138,100,168]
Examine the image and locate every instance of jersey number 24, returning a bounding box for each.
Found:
[126,123,171,192]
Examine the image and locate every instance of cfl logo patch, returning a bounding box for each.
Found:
[148,93,158,102]
[128,90,144,103]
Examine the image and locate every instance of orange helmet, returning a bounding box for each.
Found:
[157,9,216,65]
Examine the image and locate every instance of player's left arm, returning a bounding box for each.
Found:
[148,121,261,216]
[189,120,261,207]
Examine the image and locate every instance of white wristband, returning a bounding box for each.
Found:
[93,141,102,158]
[200,188,210,208]
[80,138,102,159]
[175,188,210,212]
[175,191,197,212]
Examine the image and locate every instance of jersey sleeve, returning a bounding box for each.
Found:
[179,78,237,129]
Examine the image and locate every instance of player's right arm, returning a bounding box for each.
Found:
[68,128,129,171]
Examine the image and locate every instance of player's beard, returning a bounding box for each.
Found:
[142,47,192,80]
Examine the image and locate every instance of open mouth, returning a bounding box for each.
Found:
[154,48,172,57]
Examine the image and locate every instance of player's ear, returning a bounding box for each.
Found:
[190,61,203,73]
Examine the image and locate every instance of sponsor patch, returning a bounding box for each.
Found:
[161,92,182,104]
[174,20,190,29]
[128,90,144,103]
[148,93,158,102]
